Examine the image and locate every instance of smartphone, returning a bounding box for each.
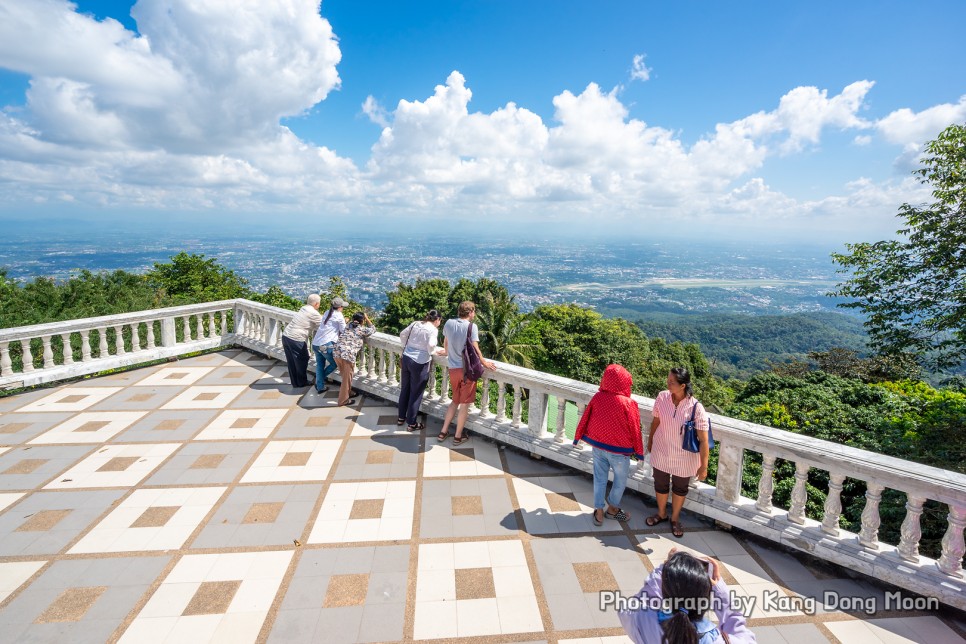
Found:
[706,559,715,577]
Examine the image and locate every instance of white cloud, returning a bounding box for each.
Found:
[362,96,390,128]
[875,95,966,152]
[630,54,651,82]
[0,1,948,237]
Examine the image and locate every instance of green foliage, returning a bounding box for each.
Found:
[248,285,302,312]
[380,279,453,333]
[528,304,732,408]
[145,252,250,303]
[475,290,538,368]
[833,123,966,368]
[635,312,869,378]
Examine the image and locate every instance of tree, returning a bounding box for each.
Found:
[833,123,966,368]
[145,252,250,303]
[475,291,538,368]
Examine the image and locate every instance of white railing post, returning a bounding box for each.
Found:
[114,326,126,356]
[0,342,10,376]
[21,339,35,373]
[161,318,176,347]
[553,397,567,442]
[478,375,490,418]
[938,503,966,577]
[146,323,156,349]
[859,483,885,549]
[898,494,926,562]
[41,335,54,369]
[527,389,549,438]
[787,461,809,525]
[511,385,523,427]
[822,473,846,536]
[714,443,744,503]
[756,453,776,513]
[81,331,92,361]
[60,333,73,365]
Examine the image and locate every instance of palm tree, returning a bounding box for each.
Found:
[475,291,539,369]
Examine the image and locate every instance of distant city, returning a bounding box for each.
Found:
[0,229,852,318]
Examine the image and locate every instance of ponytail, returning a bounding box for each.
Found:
[323,307,335,325]
[660,610,698,644]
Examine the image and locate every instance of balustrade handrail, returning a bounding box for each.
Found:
[0,299,240,342]
[3,298,964,605]
[361,329,966,504]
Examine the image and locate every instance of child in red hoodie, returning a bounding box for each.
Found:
[573,364,644,525]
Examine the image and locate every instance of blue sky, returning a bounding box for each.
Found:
[0,0,964,242]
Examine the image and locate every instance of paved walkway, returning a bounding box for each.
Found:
[0,350,962,643]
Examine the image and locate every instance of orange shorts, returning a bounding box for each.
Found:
[448,368,478,404]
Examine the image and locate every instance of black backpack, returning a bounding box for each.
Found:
[461,322,485,381]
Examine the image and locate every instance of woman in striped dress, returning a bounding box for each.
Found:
[645,367,709,538]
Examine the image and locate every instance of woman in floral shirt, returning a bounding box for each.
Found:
[334,312,375,406]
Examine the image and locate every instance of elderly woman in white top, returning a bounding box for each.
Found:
[311,297,347,394]
[396,309,443,430]
[282,294,323,388]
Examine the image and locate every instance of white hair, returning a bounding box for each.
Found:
[307,293,321,306]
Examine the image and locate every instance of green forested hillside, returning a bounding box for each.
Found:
[634,312,868,378]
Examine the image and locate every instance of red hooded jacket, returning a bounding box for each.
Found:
[573,364,644,458]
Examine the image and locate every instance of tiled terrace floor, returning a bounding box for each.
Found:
[0,349,963,643]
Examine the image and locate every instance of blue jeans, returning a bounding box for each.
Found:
[592,447,630,510]
[312,342,337,391]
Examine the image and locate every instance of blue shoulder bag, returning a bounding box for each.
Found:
[682,401,714,453]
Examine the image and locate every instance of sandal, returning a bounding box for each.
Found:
[437,432,449,442]
[452,435,470,445]
[593,510,604,526]
[646,513,669,527]
[605,508,630,522]
[341,398,356,406]
[671,521,685,538]
[396,418,406,426]
[407,422,425,432]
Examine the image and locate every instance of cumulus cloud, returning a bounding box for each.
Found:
[0,0,951,236]
[875,95,966,152]
[630,54,651,82]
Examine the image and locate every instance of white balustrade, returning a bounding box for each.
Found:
[2,298,966,609]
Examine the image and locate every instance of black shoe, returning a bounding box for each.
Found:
[326,378,339,385]
[315,386,329,394]
[350,389,361,397]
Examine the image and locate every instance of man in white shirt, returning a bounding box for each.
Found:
[439,301,496,445]
[311,297,347,393]
[282,294,323,388]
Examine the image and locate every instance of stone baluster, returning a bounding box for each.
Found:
[220,311,228,337]
[897,494,926,562]
[366,346,377,379]
[496,383,507,422]
[787,461,809,524]
[0,342,11,376]
[554,397,567,442]
[756,453,776,513]
[388,351,398,385]
[114,326,126,356]
[821,473,846,536]
[937,504,966,577]
[132,323,142,352]
[440,369,451,404]
[60,333,73,365]
[41,335,54,369]
[511,385,523,427]
[859,482,885,549]
[21,339,35,373]
[376,349,386,383]
[195,315,204,340]
[98,327,109,358]
[146,322,156,349]
[182,316,191,342]
[572,401,587,448]
[478,376,490,417]
[81,331,92,361]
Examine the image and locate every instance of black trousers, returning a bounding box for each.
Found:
[282,335,310,387]
[398,355,431,425]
